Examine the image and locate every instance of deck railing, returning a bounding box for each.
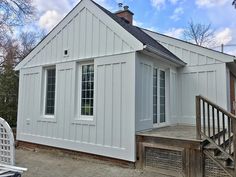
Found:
[196,95,236,164]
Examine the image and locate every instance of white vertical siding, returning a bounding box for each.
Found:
[18,1,143,70]
[169,71,178,125]
[142,29,230,126]
[143,29,235,65]
[178,64,228,124]
[135,53,153,131]
[135,53,178,131]
[17,53,136,161]
[134,51,227,130]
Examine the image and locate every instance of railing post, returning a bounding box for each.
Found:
[196,96,201,140]
[232,118,236,177]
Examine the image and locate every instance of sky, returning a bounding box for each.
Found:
[26,0,236,55]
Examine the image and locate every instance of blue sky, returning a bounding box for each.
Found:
[29,0,236,54]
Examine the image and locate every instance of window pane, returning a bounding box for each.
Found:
[159,70,165,123]
[45,68,56,115]
[81,64,94,116]
[153,68,158,124]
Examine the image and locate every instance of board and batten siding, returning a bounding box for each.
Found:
[178,63,228,124]
[17,52,136,161]
[18,0,143,70]
[144,29,234,65]
[16,0,141,161]
[135,52,178,131]
[143,29,230,125]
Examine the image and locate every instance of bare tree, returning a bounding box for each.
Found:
[233,0,236,8]
[0,36,20,69]
[0,31,44,70]
[0,0,35,46]
[183,20,215,47]
[18,31,45,59]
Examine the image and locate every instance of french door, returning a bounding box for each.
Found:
[153,67,167,127]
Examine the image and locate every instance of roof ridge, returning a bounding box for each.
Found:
[141,27,236,58]
[91,0,186,65]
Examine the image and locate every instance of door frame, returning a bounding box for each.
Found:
[153,66,169,128]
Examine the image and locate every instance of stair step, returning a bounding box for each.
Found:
[215,153,231,161]
[212,134,233,148]
[203,133,234,158]
[225,164,234,170]
[204,149,235,176]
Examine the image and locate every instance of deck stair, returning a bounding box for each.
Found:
[196,95,236,177]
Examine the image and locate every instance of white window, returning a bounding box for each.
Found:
[159,70,166,123]
[153,68,158,124]
[153,68,166,125]
[80,63,94,118]
[44,67,56,116]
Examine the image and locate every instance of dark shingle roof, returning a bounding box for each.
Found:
[92,0,185,65]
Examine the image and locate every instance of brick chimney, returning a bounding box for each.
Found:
[115,5,134,25]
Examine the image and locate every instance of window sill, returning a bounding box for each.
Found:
[38,115,57,123]
[72,116,95,125]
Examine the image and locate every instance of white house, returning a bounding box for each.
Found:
[15,0,236,163]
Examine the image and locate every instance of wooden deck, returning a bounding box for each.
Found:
[136,125,204,177]
[136,125,198,141]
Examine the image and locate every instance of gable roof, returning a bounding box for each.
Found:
[143,28,236,60]
[15,0,186,70]
[92,0,186,66]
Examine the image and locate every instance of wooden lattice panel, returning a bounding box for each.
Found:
[204,157,230,177]
[0,117,15,165]
[145,147,183,175]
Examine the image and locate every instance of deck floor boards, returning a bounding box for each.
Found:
[136,125,197,140]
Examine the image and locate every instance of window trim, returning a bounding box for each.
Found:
[153,67,168,127]
[78,62,95,122]
[43,66,57,119]
[158,69,166,124]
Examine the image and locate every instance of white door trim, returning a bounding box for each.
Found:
[153,67,169,128]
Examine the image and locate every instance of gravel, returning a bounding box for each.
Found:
[15,148,169,177]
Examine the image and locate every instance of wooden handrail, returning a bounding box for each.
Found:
[198,95,236,120]
[196,95,236,163]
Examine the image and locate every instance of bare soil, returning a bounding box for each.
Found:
[16,148,169,177]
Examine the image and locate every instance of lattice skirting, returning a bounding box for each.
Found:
[145,147,183,176]
[204,156,230,177]
[0,123,13,164]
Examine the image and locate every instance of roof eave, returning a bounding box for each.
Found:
[143,45,186,67]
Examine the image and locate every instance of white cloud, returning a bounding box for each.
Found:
[39,10,63,31]
[170,7,184,21]
[133,19,157,31]
[34,0,75,32]
[33,0,72,14]
[196,0,229,8]
[150,0,183,9]
[36,0,112,32]
[150,0,166,9]
[94,0,113,10]
[164,28,184,38]
[133,20,144,27]
[214,28,233,45]
[169,0,180,4]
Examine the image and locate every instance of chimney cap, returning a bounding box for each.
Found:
[123,5,129,10]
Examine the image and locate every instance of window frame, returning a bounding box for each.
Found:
[43,66,57,119]
[159,69,166,124]
[153,67,168,127]
[78,62,95,121]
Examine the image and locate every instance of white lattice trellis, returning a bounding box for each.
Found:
[0,117,15,165]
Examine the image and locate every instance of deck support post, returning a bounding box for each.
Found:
[136,136,144,169]
[196,96,201,140]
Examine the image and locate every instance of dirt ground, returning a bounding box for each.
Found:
[15,148,169,177]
